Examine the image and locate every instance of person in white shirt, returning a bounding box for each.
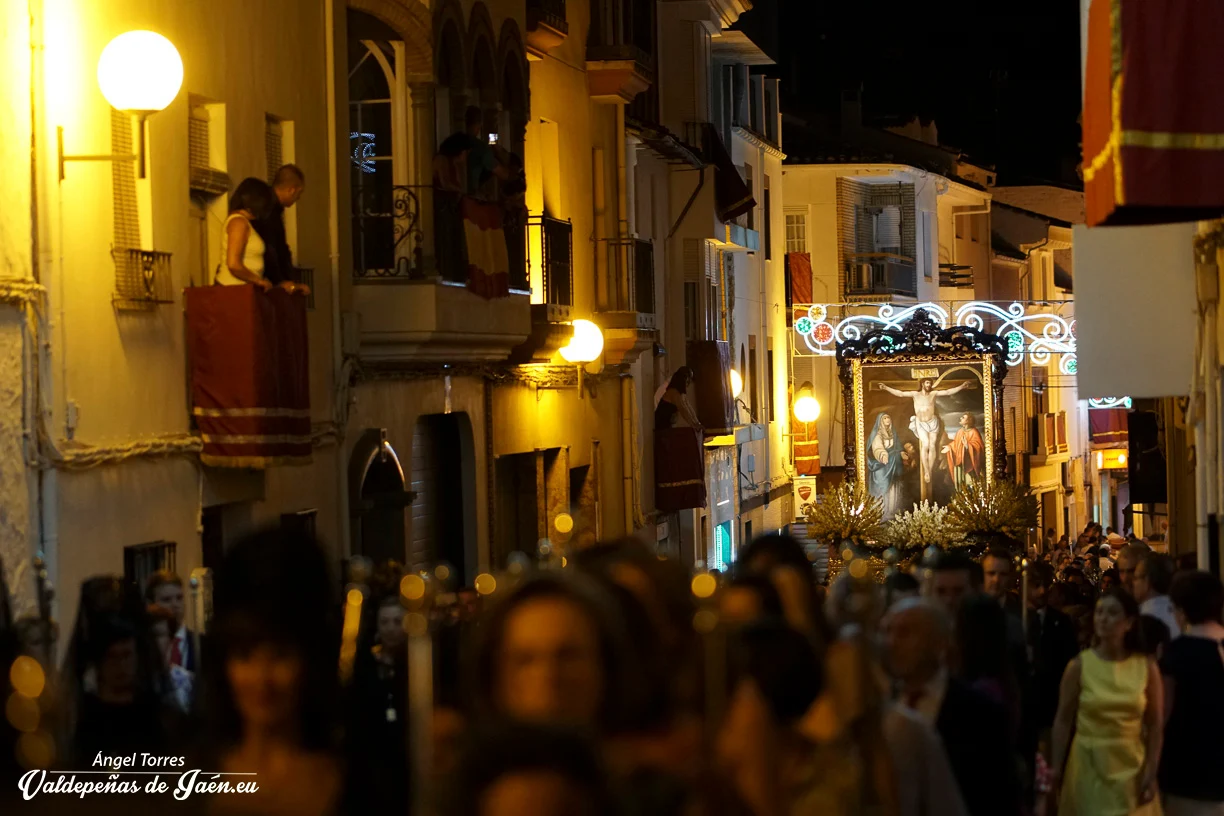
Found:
[1133,551,1180,640]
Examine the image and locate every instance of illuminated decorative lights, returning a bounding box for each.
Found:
[793,301,1077,373]
[350,132,377,174]
[1088,396,1132,410]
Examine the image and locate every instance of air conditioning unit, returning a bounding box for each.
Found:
[850,263,873,291]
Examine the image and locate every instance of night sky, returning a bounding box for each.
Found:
[741,0,1083,183]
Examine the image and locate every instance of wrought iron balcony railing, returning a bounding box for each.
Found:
[527,0,568,35]
[113,248,174,309]
[352,184,427,280]
[528,215,574,307]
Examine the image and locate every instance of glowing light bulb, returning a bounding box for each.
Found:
[559,319,604,364]
[97,31,183,113]
[794,395,821,423]
[729,369,743,398]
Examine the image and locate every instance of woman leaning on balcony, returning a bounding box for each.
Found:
[217,177,275,290]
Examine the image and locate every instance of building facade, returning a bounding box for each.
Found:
[1,0,788,628]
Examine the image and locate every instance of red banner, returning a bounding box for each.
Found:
[794,419,821,476]
[1084,0,1224,225]
[1089,407,1129,448]
[787,252,813,306]
[185,286,311,468]
[655,427,707,512]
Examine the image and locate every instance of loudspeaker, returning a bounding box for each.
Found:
[1128,411,1167,503]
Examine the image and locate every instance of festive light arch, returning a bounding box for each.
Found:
[794,301,1077,375]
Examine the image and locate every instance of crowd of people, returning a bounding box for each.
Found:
[1,523,1222,816]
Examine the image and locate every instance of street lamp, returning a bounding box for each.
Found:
[793,382,821,424]
[559,319,603,364]
[729,369,743,399]
[60,30,184,180]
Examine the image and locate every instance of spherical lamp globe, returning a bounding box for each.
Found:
[97,31,183,113]
[559,319,604,364]
[793,394,821,424]
[729,369,743,399]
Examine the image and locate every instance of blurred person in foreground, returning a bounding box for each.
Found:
[203,526,345,816]
[824,572,964,816]
[1051,588,1162,816]
[718,620,855,816]
[883,597,1022,816]
[444,722,611,816]
[1159,571,1224,816]
[737,533,829,645]
[1026,563,1079,746]
[923,550,982,618]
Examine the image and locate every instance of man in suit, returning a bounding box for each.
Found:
[1026,563,1079,731]
[884,597,1023,816]
[146,570,197,673]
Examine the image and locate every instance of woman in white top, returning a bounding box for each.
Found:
[217,177,276,290]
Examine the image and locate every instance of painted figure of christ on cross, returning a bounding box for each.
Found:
[874,377,976,501]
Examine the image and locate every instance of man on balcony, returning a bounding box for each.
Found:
[255,164,310,296]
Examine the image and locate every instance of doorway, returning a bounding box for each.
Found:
[411,413,478,581]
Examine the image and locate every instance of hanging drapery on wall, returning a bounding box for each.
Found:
[186,287,311,468]
[655,427,707,512]
[787,252,813,306]
[1083,0,1224,225]
[686,339,735,436]
[1089,407,1129,447]
[794,419,821,476]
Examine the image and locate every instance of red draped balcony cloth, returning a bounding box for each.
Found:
[1084,0,1224,225]
[655,427,707,512]
[185,286,311,468]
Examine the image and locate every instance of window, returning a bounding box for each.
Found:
[763,176,772,260]
[187,97,229,288]
[766,345,776,421]
[265,115,284,184]
[785,212,807,255]
[684,282,700,341]
[124,541,177,597]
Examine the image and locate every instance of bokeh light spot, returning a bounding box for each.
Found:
[10,657,45,699]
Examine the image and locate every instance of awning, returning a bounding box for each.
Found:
[698,123,756,223]
[1090,408,1128,448]
[1084,0,1224,225]
[686,339,735,436]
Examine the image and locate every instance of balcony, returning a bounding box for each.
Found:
[185,286,311,468]
[526,0,568,59]
[1033,411,1070,462]
[113,248,174,310]
[600,237,656,365]
[587,44,653,104]
[512,215,575,363]
[353,184,531,363]
[844,253,917,300]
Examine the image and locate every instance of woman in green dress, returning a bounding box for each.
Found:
[1052,588,1163,816]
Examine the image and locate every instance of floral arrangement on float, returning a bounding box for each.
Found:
[880,501,966,554]
[803,481,883,548]
[945,478,1037,555]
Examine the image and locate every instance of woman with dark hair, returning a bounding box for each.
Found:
[654,366,700,430]
[1160,571,1224,816]
[203,526,344,816]
[59,577,174,764]
[469,572,644,735]
[444,722,612,816]
[216,178,276,289]
[1052,588,1163,815]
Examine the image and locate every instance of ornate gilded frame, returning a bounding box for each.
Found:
[838,308,1009,485]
